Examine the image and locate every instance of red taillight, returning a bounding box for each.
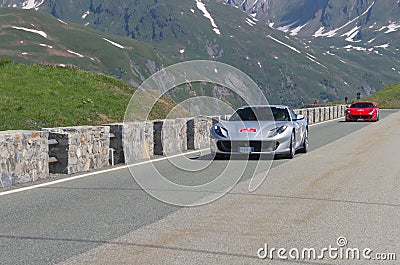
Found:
[240,128,257,133]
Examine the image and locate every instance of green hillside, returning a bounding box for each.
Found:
[0,7,166,86]
[364,82,400,109]
[0,59,176,131]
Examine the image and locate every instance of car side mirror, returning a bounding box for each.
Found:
[296,114,305,120]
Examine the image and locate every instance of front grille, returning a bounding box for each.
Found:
[217,140,278,152]
[349,115,372,119]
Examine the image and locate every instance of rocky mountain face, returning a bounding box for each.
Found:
[1,0,399,107]
[222,0,400,36]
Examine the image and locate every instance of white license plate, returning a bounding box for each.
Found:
[238,147,254,153]
[357,118,364,121]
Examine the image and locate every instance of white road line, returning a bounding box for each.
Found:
[310,116,344,126]
[0,149,209,196]
[0,117,344,196]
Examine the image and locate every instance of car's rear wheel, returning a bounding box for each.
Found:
[299,129,308,153]
[286,132,296,159]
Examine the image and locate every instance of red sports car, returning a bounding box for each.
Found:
[345,101,379,122]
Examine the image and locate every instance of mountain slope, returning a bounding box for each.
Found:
[222,0,400,65]
[0,7,166,86]
[1,1,399,107]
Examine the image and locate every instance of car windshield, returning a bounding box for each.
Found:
[351,102,374,108]
[229,106,290,121]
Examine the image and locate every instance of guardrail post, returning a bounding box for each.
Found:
[104,124,124,164]
[123,122,154,163]
[162,118,187,156]
[187,116,214,150]
[47,131,69,174]
[153,120,164,156]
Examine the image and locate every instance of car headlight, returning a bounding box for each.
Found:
[369,109,375,115]
[213,125,228,138]
[269,125,288,137]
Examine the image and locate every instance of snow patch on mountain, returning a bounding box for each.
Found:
[313,1,375,38]
[67,50,84,58]
[57,19,68,25]
[267,35,301,54]
[21,0,44,10]
[277,21,297,33]
[344,45,366,52]
[245,17,256,27]
[384,21,400,33]
[374,43,390,49]
[306,53,326,68]
[39,43,53,49]
[102,38,125,49]
[341,26,361,42]
[12,26,47,38]
[82,10,90,19]
[289,23,308,36]
[313,27,336,38]
[196,0,221,35]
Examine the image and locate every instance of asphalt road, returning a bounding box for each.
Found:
[0,110,398,265]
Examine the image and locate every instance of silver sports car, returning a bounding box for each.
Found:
[210,105,308,159]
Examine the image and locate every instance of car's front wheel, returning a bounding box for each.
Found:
[299,129,308,153]
[286,132,296,159]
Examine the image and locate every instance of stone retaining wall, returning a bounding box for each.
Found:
[0,131,48,188]
[43,126,110,174]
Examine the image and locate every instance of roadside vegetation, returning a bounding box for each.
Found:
[363,82,400,109]
[328,82,400,109]
[0,59,176,131]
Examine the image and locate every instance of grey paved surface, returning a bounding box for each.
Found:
[0,110,398,264]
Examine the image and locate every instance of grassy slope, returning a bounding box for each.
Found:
[0,59,176,131]
[364,82,400,109]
